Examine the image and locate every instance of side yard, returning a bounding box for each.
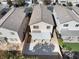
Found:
[58,38,79,52]
[64,43,79,52]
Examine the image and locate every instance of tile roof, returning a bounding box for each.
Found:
[29,4,54,25]
[1,7,26,31]
[54,5,79,24]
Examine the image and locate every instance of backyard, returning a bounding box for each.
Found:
[58,39,79,52]
[64,43,79,52]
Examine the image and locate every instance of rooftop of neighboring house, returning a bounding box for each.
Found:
[0,7,26,32]
[29,4,54,25]
[54,5,79,24]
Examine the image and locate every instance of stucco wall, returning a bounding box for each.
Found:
[0,28,21,44]
[30,22,53,33]
[61,21,79,30]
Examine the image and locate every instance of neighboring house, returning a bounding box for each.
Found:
[58,0,67,5]
[67,0,78,5]
[0,7,28,51]
[0,4,9,19]
[0,0,8,5]
[25,0,38,7]
[53,5,79,42]
[29,4,55,40]
[58,0,79,5]
[51,0,56,3]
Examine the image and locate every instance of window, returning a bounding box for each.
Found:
[47,26,50,29]
[63,24,68,27]
[75,24,79,27]
[33,26,39,29]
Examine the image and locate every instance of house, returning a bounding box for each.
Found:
[0,4,9,19]
[58,0,67,5]
[25,0,38,7]
[22,5,62,59]
[0,7,28,51]
[58,0,79,5]
[22,31,62,59]
[67,0,78,5]
[0,0,8,5]
[29,4,54,40]
[53,5,79,42]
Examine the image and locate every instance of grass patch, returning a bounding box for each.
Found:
[64,43,79,52]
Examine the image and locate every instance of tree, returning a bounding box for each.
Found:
[0,51,26,59]
[43,0,51,5]
[7,0,12,7]
[58,39,64,47]
[17,0,25,6]
[67,2,73,6]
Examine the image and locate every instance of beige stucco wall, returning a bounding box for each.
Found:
[30,22,53,33]
[0,28,21,44]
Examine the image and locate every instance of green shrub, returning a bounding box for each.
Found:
[58,38,64,47]
[7,0,13,7]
